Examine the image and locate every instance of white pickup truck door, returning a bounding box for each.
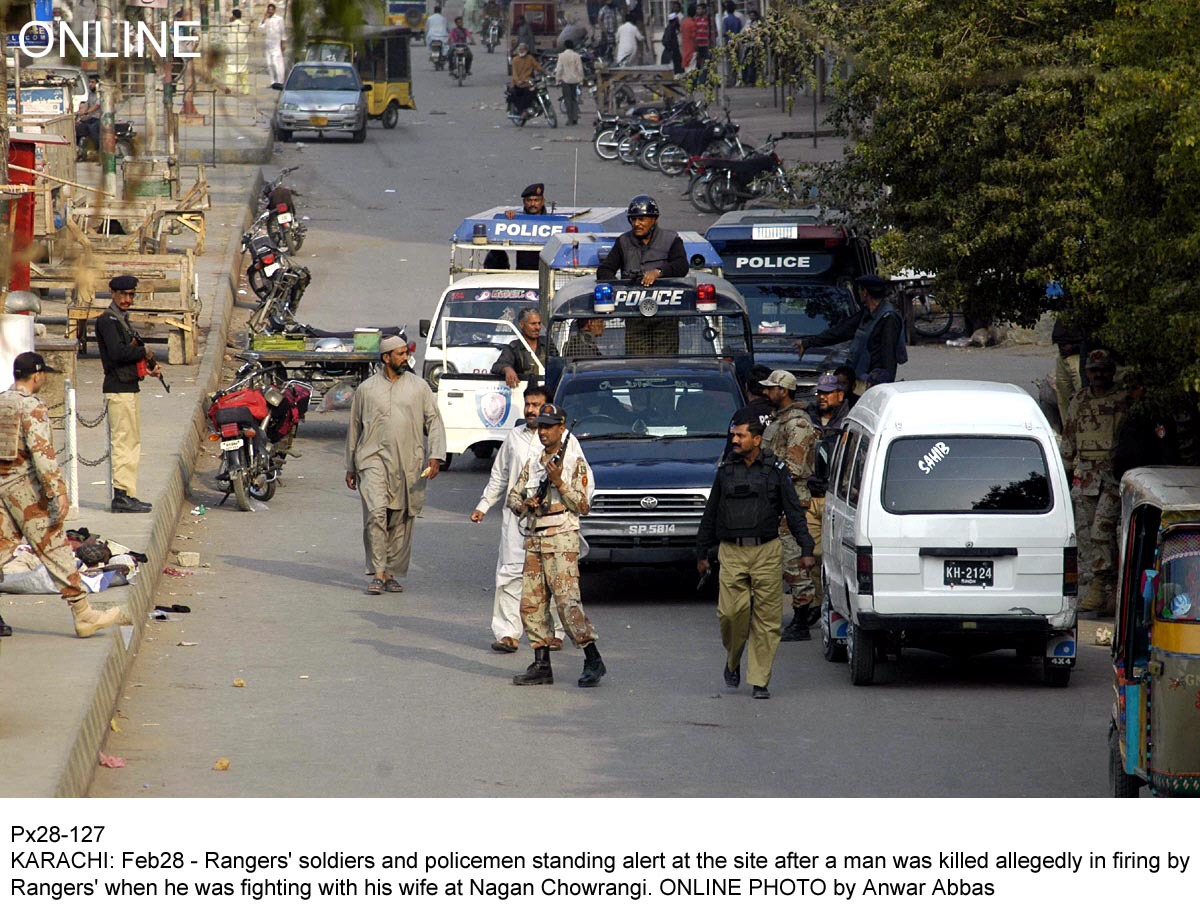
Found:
[436,318,544,456]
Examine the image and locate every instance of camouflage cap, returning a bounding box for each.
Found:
[1085,348,1115,371]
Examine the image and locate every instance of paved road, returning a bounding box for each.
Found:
[91,47,1108,797]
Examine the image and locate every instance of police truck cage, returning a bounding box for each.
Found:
[536,231,723,312]
[546,274,753,364]
[448,206,628,281]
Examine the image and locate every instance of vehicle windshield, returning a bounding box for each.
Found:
[1158,529,1200,623]
[305,42,353,62]
[557,374,740,439]
[882,436,1053,514]
[286,65,360,91]
[435,288,539,347]
[734,281,856,338]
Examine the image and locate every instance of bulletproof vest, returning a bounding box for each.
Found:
[720,456,776,532]
[849,302,908,377]
[0,390,25,462]
[1077,390,1126,461]
[616,226,680,278]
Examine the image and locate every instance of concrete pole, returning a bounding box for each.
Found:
[65,381,80,517]
[98,0,118,196]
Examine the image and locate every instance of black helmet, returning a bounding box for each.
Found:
[627,195,660,220]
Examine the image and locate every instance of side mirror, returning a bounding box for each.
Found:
[418,318,431,338]
[361,84,372,92]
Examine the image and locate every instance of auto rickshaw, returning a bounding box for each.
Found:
[386,0,428,39]
[508,1,557,57]
[355,26,416,128]
[1109,466,1200,797]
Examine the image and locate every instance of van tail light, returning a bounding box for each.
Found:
[1063,547,1078,596]
[856,547,874,595]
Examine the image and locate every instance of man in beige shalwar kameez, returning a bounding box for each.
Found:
[345,335,447,594]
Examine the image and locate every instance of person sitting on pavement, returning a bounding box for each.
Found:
[596,195,689,287]
[0,353,129,639]
[507,42,544,115]
[449,16,475,74]
[492,305,555,388]
[794,274,907,391]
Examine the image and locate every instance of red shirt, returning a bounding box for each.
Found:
[694,15,710,47]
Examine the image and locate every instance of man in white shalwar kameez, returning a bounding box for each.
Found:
[471,386,567,651]
[346,336,446,594]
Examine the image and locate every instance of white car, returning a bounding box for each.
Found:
[821,380,1078,687]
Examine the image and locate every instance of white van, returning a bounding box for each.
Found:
[820,381,1078,687]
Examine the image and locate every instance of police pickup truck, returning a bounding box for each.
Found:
[545,275,752,566]
[704,209,876,392]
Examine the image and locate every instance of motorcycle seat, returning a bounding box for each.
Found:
[706,155,777,177]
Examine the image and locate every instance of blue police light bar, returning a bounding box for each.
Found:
[593,283,615,313]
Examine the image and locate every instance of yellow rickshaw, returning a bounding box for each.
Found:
[386,0,428,38]
[1109,466,1200,797]
[355,26,416,128]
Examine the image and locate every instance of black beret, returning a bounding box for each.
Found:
[109,274,138,291]
[854,274,889,293]
[521,183,545,198]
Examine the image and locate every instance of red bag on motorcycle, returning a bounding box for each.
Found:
[208,389,270,430]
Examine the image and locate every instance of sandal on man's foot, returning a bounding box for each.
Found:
[490,637,519,653]
[384,578,404,593]
[366,578,385,595]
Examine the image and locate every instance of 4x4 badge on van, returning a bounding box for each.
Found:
[640,496,659,510]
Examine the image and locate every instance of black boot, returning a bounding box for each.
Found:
[513,646,553,685]
[111,489,151,514]
[781,607,813,642]
[0,614,11,638]
[578,643,606,687]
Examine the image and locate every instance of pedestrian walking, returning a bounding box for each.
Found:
[508,404,606,687]
[760,369,819,641]
[693,3,712,70]
[95,274,156,514]
[740,8,761,84]
[795,274,908,391]
[803,373,850,623]
[345,335,447,595]
[615,12,644,66]
[1060,349,1133,616]
[471,386,566,652]
[596,0,618,62]
[0,353,127,638]
[555,39,584,126]
[661,1,684,74]
[681,4,697,70]
[697,407,814,699]
[260,3,287,89]
[224,8,251,95]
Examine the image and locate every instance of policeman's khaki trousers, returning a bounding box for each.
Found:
[105,393,140,496]
[717,539,783,688]
[807,496,825,606]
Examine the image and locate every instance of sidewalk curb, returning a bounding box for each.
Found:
[54,172,265,798]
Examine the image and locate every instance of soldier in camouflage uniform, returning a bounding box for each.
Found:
[507,404,607,687]
[0,353,127,638]
[1060,349,1134,616]
[760,369,820,641]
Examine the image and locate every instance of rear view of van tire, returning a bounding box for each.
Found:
[847,623,876,685]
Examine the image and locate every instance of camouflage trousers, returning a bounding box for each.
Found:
[0,477,84,601]
[1072,476,1120,592]
[519,529,597,648]
[779,515,815,609]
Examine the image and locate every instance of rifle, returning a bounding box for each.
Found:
[519,432,571,535]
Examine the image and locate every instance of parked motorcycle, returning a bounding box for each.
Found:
[703,139,801,212]
[262,167,305,254]
[75,119,136,161]
[207,370,312,511]
[430,39,446,71]
[449,44,470,85]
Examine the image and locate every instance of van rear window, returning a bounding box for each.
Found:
[882,437,1053,514]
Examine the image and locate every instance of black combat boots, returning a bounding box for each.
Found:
[781,606,813,642]
[578,643,606,687]
[111,489,151,513]
[513,646,553,686]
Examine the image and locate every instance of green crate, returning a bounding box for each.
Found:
[129,178,172,197]
[251,334,306,351]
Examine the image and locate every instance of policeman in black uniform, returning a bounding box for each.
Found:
[795,274,906,389]
[485,182,549,271]
[697,406,814,699]
[95,275,156,513]
[596,195,689,286]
